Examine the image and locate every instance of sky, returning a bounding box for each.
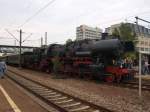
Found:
[0,0,150,46]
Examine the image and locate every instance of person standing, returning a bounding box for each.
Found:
[0,61,7,78]
[144,59,149,75]
[2,61,7,74]
[0,61,5,78]
[141,58,145,75]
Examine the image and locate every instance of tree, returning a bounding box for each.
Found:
[66,39,72,44]
[112,23,137,59]
[112,28,120,39]
[119,23,136,41]
[112,23,136,41]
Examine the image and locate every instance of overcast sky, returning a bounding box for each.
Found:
[0,0,150,46]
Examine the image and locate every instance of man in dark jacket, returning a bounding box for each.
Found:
[0,61,7,78]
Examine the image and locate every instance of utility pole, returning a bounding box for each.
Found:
[14,40,16,46]
[45,32,47,46]
[135,17,142,98]
[14,39,17,54]
[135,16,150,96]
[19,29,22,68]
[135,16,150,111]
[41,37,43,47]
[5,29,32,68]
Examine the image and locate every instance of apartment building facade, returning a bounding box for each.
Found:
[136,36,150,54]
[76,25,102,40]
[105,23,150,55]
[105,23,150,37]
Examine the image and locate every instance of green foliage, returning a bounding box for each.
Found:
[119,23,136,41]
[66,39,72,44]
[123,52,137,60]
[112,23,136,41]
[112,23,137,59]
[112,28,120,38]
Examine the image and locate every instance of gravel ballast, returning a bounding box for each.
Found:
[8,66,150,112]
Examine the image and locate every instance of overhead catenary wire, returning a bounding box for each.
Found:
[5,29,19,42]
[64,10,150,38]
[1,1,150,46]
[0,37,14,39]
[3,28,43,45]
[19,0,56,28]
[93,10,150,27]
[22,33,32,43]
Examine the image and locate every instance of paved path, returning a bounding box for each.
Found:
[0,77,48,112]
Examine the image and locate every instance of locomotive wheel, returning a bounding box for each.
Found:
[82,72,92,80]
[74,68,81,78]
[116,75,122,83]
[105,74,115,83]
[79,68,84,78]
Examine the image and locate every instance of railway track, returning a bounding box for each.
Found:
[121,82,150,91]
[6,70,114,112]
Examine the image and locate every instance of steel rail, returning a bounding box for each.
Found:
[7,70,115,112]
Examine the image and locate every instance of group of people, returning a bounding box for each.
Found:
[0,61,7,79]
[113,57,134,69]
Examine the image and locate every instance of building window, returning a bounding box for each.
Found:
[145,42,148,46]
[145,48,148,51]
[140,41,144,45]
[136,47,139,51]
[141,48,144,51]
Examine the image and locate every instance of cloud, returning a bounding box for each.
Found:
[0,0,150,46]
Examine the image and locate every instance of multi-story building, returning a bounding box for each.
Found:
[105,23,121,35]
[76,25,102,40]
[105,22,150,56]
[105,23,150,37]
[136,36,150,54]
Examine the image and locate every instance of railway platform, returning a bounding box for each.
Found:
[0,77,48,112]
[0,84,13,112]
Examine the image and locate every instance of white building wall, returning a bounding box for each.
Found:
[76,25,102,40]
[136,36,150,54]
[105,23,150,38]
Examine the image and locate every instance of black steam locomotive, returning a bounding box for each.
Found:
[4,38,135,82]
